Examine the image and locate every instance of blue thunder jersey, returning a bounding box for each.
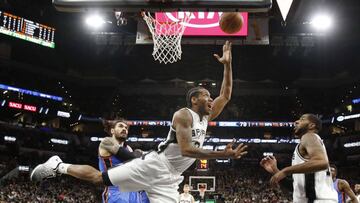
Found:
[98,144,150,203]
[333,179,346,203]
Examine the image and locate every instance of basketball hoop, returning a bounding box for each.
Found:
[142,12,191,64]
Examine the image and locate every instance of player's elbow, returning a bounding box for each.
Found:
[92,172,104,185]
[181,149,192,157]
[221,91,231,101]
[181,147,195,158]
[223,95,231,102]
[318,160,329,170]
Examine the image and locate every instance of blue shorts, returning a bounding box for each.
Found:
[103,188,150,203]
[130,191,150,203]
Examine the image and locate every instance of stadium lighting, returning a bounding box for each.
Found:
[310,14,333,31]
[85,14,106,29]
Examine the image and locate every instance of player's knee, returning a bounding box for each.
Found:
[92,172,104,185]
[98,171,113,186]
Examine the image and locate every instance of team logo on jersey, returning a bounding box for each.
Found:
[191,129,205,148]
[192,129,206,138]
[192,141,201,148]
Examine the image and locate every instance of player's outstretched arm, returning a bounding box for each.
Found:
[174,109,247,159]
[209,40,233,121]
[339,179,359,203]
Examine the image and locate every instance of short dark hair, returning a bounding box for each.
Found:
[305,114,322,132]
[102,118,127,136]
[330,164,337,172]
[186,87,205,107]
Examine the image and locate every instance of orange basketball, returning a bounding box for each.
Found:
[219,12,244,34]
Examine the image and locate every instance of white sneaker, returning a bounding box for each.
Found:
[30,155,63,182]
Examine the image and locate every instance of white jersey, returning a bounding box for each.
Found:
[357,194,360,202]
[292,134,338,203]
[158,108,208,173]
[179,193,194,203]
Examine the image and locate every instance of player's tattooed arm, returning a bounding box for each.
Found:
[99,137,141,161]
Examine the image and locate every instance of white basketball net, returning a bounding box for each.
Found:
[142,12,191,64]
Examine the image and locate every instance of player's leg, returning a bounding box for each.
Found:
[147,186,181,203]
[109,151,182,203]
[30,155,152,193]
[67,164,103,184]
[145,152,184,203]
[30,155,103,185]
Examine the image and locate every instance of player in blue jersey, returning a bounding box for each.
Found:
[99,118,149,203]
[330,164,358,203]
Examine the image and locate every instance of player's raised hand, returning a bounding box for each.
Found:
[224,139,248,159]
[214,40,232,65]
[260,155,280,174]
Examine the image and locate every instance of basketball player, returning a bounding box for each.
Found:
[30,41,248,203]
[179,184,195,203]
[355,184,360,202]
[99,119,149,203]
[330,164,359,203]
[260,114,338,202]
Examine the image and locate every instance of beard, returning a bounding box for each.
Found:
[115,136,126,143]
[294,126,308,137]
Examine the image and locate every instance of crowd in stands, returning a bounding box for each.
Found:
[1,176,100,203]
[0,161,294,203]
[182,165,292,203]
[0,151,359,202]
[0,109,359,202]
[0,155,17,178]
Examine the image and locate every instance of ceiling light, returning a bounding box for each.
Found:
[85,14,106,29]
[310,14,332,31]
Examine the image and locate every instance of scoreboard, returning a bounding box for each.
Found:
[197,159,209,171]
[0,10,55,48]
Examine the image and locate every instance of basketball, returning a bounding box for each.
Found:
[219,12,244,34]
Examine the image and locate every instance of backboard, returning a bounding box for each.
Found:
[189,176,216,192]
[52,0,272,12]
[136,15,269,45]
